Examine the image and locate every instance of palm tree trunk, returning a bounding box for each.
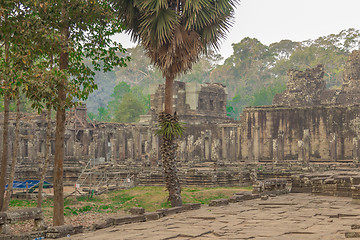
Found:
[37,107,51,209]
[3,90,20,211]
[53,5,69,226]
[161,75,182,207]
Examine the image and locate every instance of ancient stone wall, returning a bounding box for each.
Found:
[240,105,360,162]
[240,50,360,164]
[0,82,239,185]
[150,81,228,121]
[273,64,326,106]
[3,51,360,186]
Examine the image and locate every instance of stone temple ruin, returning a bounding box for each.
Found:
[2,50,360,190]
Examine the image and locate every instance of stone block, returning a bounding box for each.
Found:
[345,231,360,238]
[183,203,201,210]
[46,225,74,239]
[129,207,145,215]
[351,224,360,230]
[229,195,242,203]
[144,212,160,221]
[91,218,114,230]
[113,215,146,225]
[6,208,43,223]
[156,206,184,217]
[261,195,269,200]
[209,199,229,207]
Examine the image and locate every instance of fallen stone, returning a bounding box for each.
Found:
[144,212,160,221]
[90,218,114,231]
[156,206,184,217]
[351,224,360,230]
[209,199,229,207]
[129,207,145,215]
[229,195,242,203]
[113,215,146,225]
[261,195,269,200]
[46,224,74,239]
[183,203,201,210]
[345,231,360,238]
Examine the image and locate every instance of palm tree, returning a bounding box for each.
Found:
[112,0,238,206]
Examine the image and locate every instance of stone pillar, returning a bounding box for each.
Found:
[277,131,284,162]
[272,139,278,163]
[221,128,227,160]
[353,137,359,163]
[204,137,210,161]
[110,138,118,162]
[330,133,337,161]
[229,129,236,161]
[186,135,194,161]
[82,129,90,156]
[246,140,254,164]
[127,138,134,160]
[303,129,311,162]
[253,126,261,161]
[236,127,242,161]
[298,140,304,162]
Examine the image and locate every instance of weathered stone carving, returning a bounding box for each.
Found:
[273,64,325,106]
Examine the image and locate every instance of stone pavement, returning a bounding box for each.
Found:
[61,193,360,240]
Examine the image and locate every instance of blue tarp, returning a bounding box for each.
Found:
[5,180,53,189]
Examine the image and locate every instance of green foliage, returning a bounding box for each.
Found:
[8,186,252,216]
[88,29,359,121]
[156,113,185,140]
[113,92,145,123]
[89,81,150,123]
[250,82,286,106]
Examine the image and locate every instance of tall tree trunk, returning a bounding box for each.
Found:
[53,5,69,226]
[37,107,51,209]
[3,90,20,211]
[0,26,10,211]
[161,75,182,207]
[0,94,10,211]
[164,75,174,114]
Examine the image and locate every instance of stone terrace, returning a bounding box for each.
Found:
[59,193,360,240]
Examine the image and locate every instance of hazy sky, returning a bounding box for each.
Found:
[114,0,360,60]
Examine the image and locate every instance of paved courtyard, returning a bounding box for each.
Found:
[62,193,360,240]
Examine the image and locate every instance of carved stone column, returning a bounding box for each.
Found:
[353,137,359,163]
[303,129,311,162]
[298,140,304,162]
[330,133,337,161]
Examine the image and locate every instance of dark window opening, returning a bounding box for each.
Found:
[220,101,224,109]
[210,100,214,111]
[141,143,146,154]
[51,140,55,155]
[24,139,28,157]
[199,99,204,110]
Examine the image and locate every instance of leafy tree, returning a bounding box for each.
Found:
[0,0,36,211]
[97,107,111,122]
[108,81,131,115]
[250,82,286,106]
[112,0,238,206]
[113,92,145,122]
[26,0,129,225]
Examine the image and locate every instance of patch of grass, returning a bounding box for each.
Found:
[76,195,103,203]
[8,186,252,217]
[9,199,36,208]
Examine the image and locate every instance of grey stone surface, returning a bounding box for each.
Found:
[58,193,360,240]
[129,207,145,215]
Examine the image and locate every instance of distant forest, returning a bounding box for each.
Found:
[2,28,360,121]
